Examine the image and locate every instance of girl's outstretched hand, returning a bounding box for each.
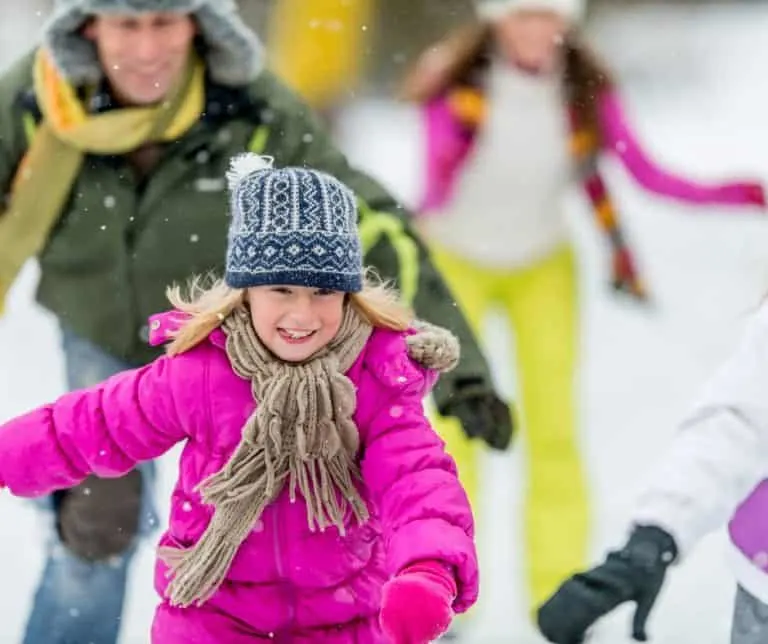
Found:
[380,561,457,643]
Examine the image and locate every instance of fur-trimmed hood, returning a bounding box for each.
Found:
[43,0,263,87]
[406,320,460,374]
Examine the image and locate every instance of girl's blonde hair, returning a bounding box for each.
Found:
[164,270,413,356]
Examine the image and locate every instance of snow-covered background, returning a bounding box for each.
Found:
[3,2,768,642]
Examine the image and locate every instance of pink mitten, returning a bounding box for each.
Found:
[380,561,457,643]
[712,182,767,208]
[741,183,767,208]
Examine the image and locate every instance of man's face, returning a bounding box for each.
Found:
[84,12,197,105]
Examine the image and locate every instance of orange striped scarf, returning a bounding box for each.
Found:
[445,84,647,301]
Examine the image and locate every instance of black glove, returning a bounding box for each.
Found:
[537,525,678,644]
[439,378,513,451]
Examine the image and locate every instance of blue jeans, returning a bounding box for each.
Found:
[23,329,159,644]
[732,585,768,644]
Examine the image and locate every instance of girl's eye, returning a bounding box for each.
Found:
[315,289,335,297]
[271,287,291,295]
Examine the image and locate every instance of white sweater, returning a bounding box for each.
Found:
[422,61,573,269]
[631,303,768,596]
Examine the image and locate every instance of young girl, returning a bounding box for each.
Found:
[537,299,768,644]
[398,0,766,615]
[0,154,479,643]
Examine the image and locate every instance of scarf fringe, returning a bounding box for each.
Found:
[289,455,369,534]
[199,450,286,505]
[159,538,241,608]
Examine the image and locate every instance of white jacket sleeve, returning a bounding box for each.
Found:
[631,303,768,557]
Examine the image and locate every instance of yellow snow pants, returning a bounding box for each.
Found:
[266,0,375,110]
[429,244,589,611]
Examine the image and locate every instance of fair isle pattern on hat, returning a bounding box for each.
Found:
[44,0,263,86]
[225,155,363,293]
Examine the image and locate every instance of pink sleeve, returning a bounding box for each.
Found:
[360,377,479,614]
[0,353,199,497]
[599,91,765,208]
[418,97,475,214]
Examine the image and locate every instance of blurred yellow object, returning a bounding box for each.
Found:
[0,275,9,317]
[267,0,376,109]
[429,243,589,612]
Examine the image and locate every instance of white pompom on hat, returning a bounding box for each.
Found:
[225,153,275,192]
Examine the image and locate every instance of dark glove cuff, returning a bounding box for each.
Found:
[622,525,679,570]
[436,377,488,417]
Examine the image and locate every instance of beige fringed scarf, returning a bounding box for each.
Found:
[160,304,373,607]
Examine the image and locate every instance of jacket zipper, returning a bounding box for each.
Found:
[272,501,296,642]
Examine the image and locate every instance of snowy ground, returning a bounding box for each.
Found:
[3,2,768,642]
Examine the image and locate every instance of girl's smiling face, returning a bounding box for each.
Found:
[246,285,345,362]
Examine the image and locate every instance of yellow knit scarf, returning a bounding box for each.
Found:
[0,48,205,314]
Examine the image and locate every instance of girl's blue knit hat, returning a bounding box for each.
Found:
[224,154,363,293]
